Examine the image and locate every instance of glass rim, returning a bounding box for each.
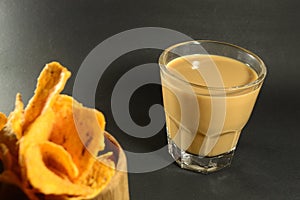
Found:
[159,40,267,91]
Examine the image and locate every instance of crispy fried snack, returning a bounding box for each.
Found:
[0,62,115,199]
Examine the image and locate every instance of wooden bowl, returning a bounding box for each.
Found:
[95,132,130,200]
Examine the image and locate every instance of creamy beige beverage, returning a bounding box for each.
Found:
[161,54,261,157]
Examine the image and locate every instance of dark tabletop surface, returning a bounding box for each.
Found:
[0,0,299,199]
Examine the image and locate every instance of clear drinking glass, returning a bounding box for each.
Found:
[159,40,267,173]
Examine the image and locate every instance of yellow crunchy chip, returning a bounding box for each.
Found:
[0,124,18,160]
[19,108,92,196]
[0,61,118,199]
[39,141,79,180]
[0,143,13,170]
[72,105,105,163]
[23,143,93,196]
[0,112,6,131]
[95,110,105,136]
[23,62,71,130]
[0,118,21,178]
[20,108,55,146]
[0,94,23,174]
[49,95,105,179]
[73,156,115,200]
[98,151,114,160]
[6,93,24,139]
[19,107,55,186]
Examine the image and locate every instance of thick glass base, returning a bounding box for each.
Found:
[168,137,235,174]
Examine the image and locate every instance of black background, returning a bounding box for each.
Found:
[0,0,299,199]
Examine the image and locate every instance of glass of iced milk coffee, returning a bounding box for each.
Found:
[159,40,266,173]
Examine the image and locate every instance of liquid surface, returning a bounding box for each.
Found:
[166,54,257,88]
[161,55,261,156]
